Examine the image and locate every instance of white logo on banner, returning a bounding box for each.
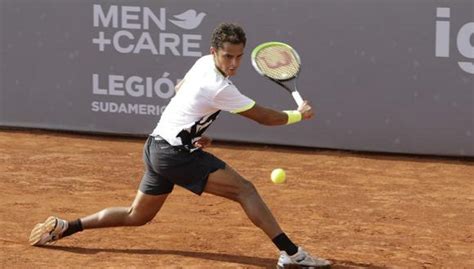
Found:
[92,73,176,99]
[90,4,205,116]
[92,4,205,57]
[169,10,206,30]
[435,7,474,74]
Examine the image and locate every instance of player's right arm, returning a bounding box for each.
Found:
[238,101,314,126]
[175,79,185,93]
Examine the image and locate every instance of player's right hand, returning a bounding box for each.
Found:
[298,100,314,120]
[193,136,212,148]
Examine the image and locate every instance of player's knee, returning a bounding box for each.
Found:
[129,215,152,226]
[127,207,154,226]
[237,179,257,201]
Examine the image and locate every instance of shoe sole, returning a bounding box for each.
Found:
[277,264,331,269]
[29,216,57,246]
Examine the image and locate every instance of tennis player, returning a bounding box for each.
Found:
[29,23,331,268]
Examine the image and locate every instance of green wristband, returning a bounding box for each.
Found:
[283,110,302,125]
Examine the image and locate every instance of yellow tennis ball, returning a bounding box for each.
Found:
[271,168,286,184]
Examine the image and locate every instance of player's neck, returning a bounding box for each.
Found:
[214,65,227,77]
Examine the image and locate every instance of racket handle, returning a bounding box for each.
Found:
[292,91,304,106]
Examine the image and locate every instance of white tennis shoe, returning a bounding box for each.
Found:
[277,247,331,269]
[29,216,68,246]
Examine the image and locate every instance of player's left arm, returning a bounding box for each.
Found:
[238,101,314,126]
[214,85,313,126]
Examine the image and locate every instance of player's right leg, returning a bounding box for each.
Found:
[30,136,173,246]
[80,190,168,229]
[29,190,168,246]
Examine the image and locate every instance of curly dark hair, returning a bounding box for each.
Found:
[211,23,247,49]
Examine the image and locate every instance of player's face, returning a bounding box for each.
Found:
[211,42,245,77]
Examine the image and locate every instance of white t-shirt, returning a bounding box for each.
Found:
[151,55,255,147]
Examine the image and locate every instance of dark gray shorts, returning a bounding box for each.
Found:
[139,136,226,195]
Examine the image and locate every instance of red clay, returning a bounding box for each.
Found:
[0,130,472,268]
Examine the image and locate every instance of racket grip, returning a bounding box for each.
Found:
[292,91,304,106]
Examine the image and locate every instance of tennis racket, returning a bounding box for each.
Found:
[251,41,304,106]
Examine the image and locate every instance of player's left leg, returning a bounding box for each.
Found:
[204,164,282,238]
[204,164,331,268]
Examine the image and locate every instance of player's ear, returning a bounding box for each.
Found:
[210,46,217,55]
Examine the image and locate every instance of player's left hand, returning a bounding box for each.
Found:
[298,100,314,120]
[193,136,212,148]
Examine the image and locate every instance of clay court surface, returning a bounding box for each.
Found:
[0,130,472,268]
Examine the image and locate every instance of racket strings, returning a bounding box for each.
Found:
[255,46,300,80]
